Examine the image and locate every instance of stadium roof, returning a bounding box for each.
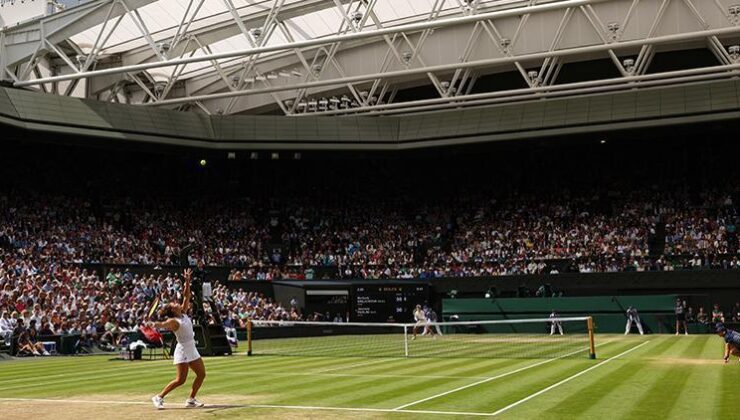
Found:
[67,0,443,76]
[4,79,740,151]
[2,0,740,117]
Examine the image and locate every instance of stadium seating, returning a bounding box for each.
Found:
[2,137,740,350]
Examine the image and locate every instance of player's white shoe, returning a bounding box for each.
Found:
[151,395,164,410]
[185,398,205,408]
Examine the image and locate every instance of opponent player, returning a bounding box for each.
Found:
[150,269,207,409]
[412,304,426,340]
[549,310,564,336]
[624,306,644,335]
[715,323,740,364]
[428,307,443,336]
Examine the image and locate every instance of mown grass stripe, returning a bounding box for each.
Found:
[362,355,522,380]
[335,357,520,408]
[0,399,492,417]
[0,357,227,385]
[1,334,737,419]
[490,341,650,416]
[0,365,176,392]
[158,357,421,400]
[666,338,721,419]
[626,367,692,419]
[0,353,248,383]
[719,350,738,418]
[200,360,412,399]
[405,340,619,412]
[18,374,175,397]
[326,357,570,409]
[1,356,391,397]
[624,339,697,419]
[635,336,717,419]
[280,359,524,402]
[0,356,282,392]
[567,343,665,418]
[268,367,430,405]
[651,335,695,358]
[544,355,648,417]
[680,335,711,358]
[513,339,650,417]
[248,355,379,372]
[419,360,590,412]
[333,376,465,408]
[700,334,724,359]
[0,357,117,377]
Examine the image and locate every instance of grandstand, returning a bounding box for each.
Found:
[2,0,740,418]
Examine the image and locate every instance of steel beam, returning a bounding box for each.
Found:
[139,25,740,107]
[13,0,609,87]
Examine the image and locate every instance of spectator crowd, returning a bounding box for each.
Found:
[2,136,740,354]
[0,185,737,353]
[1,188,738,282]
[0,257,294,355]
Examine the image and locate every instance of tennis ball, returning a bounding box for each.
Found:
[199,159,207,167]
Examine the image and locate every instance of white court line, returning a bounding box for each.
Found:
[490,340,650,416]
[393,341,613,411]
[0,398,491,416]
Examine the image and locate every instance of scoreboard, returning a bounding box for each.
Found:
[353,284,429,322]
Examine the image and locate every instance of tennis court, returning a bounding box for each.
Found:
[0,334,736,419]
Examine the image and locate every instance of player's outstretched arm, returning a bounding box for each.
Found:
[724,343,731,363]
[181,268,192,313]
[150,319,179,332]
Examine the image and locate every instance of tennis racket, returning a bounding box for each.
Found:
[147,296,160,320]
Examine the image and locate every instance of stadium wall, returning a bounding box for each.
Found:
[428,270,740,309]
[78,262,738,329]
[441,295,685,334]
[81,262,740,307]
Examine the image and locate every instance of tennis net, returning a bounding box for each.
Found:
[248,316,596,359]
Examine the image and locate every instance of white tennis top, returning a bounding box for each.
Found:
[173,315,195,345]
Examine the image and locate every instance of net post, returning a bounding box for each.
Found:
[587,316,596,359]
[247,319,253,356]
[403,325,409,357]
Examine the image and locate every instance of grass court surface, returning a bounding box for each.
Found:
[0,334,736,419]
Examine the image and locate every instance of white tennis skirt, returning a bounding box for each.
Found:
[173,341,201,365]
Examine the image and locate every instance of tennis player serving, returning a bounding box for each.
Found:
[150,268,206,409]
